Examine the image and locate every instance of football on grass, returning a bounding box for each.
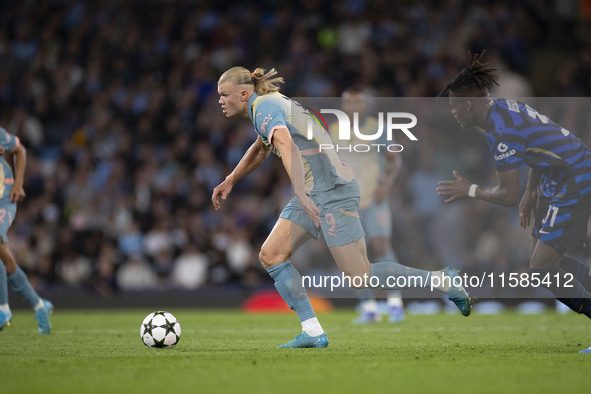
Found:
[140,311,181,348]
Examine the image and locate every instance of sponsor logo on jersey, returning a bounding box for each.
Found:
[494,143,516,161]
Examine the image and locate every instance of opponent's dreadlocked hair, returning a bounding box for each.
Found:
[437,51,499,100]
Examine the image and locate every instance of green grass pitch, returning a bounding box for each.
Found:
[1,308,589,394]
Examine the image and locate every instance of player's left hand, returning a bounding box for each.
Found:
[518,188,538,228]
[10,184,25,202]
[436,170,472,203]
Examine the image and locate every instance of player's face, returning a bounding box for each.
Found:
[218,82,249,118]
[448,92,475,129]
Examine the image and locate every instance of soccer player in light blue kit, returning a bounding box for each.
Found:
[0,126,53,333]
[329,87,404,324]
[213,67,470,348]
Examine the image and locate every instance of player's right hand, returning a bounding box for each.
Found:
[436,170,471,203]
[9,184,25,202]
[212,180,233,210]
[297,194,321,228]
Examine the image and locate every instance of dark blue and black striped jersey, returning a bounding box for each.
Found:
[485,99,591,203]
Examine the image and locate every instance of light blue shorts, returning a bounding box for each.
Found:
[0,201,16,243]
[279,181,366,247]
[359,200,392,239]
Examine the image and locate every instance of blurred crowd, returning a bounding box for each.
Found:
[1,0,591,295]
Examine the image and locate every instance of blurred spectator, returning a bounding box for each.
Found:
[116,255,158,291]
[171,244,209,290]
[55,250,92,287]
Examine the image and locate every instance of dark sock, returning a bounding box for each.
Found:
[559,257,591,292]
[530,267,591,319]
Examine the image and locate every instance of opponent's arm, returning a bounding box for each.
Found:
[437,168,520,207]
[518,168,541,228]
[272,126,321,227]
[212,136,270,210]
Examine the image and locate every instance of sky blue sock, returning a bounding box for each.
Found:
[7,267,40,308]
[356,251,400,302]
[0,263,7,305]
[266,260,316,322]
[374,253,404,301]
[370,262,431,290]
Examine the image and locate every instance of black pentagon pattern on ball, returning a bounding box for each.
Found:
[143,322,155,336]
[164,320,177,336]
[153,311,178,336]
[152,336,166,348]
[162,314,180,345]
[149,312,167,348]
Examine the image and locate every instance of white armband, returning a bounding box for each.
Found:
[468,184,478,198]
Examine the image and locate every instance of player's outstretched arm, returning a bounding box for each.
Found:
[211,136,270,210]
[273,126,321,227]
[437,168,520,207]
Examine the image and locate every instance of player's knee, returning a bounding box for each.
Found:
[0,253,17,274]
[258,249,272,268]
[259,247,290,269]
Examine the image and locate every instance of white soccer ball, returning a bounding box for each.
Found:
[140,311,181,348]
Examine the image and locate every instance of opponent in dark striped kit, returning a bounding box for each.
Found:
[436,52,591,353]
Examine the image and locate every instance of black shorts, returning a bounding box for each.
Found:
[534,196,591,253]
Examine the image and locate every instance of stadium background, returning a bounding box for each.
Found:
[1,0,591,308]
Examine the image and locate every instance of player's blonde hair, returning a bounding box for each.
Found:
[218,67,284,95]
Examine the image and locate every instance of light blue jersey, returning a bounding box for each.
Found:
[248,92,355,194]
[248,92,364,246]
[0,127,18,202]
[0,127,20,241]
